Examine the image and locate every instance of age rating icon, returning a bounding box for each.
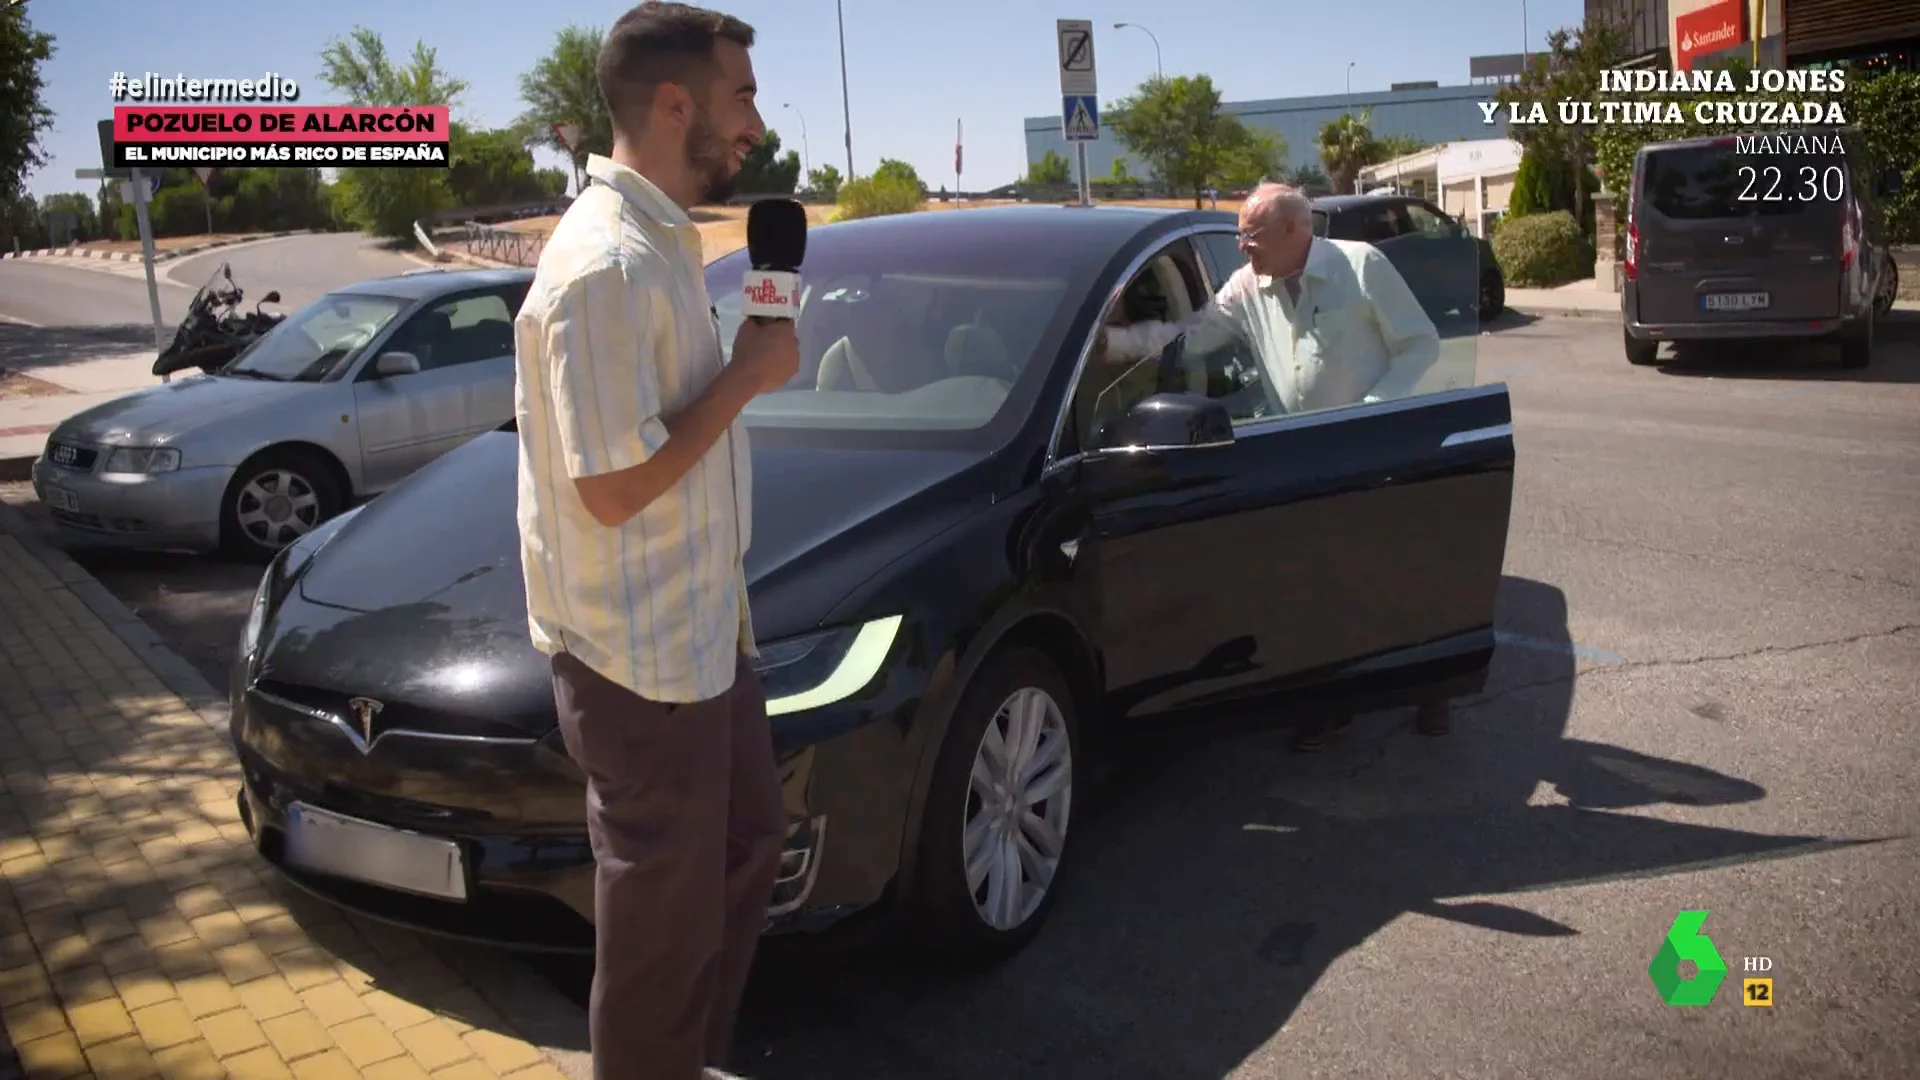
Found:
[1649,910,1728,1006]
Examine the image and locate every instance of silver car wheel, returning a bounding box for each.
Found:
[962,685,1073,932]
[235,468,320,549]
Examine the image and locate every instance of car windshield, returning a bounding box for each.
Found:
[705,221,1099,447]
[1642,144,1845,220]
[225,292,408,382]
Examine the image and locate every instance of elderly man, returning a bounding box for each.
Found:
[1100,181,1452,752]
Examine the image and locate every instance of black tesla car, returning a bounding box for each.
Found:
[229,204,1515,959]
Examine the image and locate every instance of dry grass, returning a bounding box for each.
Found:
[77,233,254,254]
[500,197,1245,260]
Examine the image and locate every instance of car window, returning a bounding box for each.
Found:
[708,249,1077,436]
[1193,231,1248,290]
[1311,210,1331,238]
[1357,203,1410,243]
[1641,145,1841,220]
[387,292,517,372]
[226,293,407,382]
[1067,241,1215,452]
[1406,202,1456,238]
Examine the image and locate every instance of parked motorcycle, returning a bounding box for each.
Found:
[152,263,285,378]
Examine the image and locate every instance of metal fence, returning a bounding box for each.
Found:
[461,222,546,267]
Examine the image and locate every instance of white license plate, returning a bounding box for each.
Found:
[43,485,78,512]
[282,802,469,901]
[1702,292,1770,313]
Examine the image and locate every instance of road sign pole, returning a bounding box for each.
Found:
[1076,144,1092,207]
[128,168,167,353]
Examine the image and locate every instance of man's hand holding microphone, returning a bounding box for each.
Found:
[725,197,806,395]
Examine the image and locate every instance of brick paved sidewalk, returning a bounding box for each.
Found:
[0,530,580,1080]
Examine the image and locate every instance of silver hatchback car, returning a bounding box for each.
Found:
[32,267,532,561]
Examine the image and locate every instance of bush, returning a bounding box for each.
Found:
[1492,210,1593,287]
[833,174,924,221]
[1507,149,1559,218]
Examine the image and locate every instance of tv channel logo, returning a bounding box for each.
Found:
[1648,910,1774,1006]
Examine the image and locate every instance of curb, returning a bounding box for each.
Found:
[0,496,593,1078]
[1,229,315,263]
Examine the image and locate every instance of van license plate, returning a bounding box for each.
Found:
[1702,292,1769,313]
[43,486,78,512]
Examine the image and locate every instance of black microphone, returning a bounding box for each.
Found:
[742,198,807,324]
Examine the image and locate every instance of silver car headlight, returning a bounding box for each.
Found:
[101,447,181,476]
[755,615,904,717]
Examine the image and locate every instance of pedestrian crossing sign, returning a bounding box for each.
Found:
[1062,95,1100,142]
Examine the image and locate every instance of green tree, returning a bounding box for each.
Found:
[0,5,55,247]
[803,164,843,200]
[1108,157,1133,182]
[1496,10,1632,233]
[533,167,570,199]
[1110,75,1279,207]
[1846,70,1920,242]
[1026,149,1072,184]
[447,124,548,207]
[734,129,801,196]
[319,27,467,240]
[1507,147,1562,218]
[873,158,923,191]
[1315,112,1378,195]
[516,26,612,174]
[1282,162,1331,191]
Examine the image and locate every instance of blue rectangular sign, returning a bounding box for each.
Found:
[1062,95,1100,142]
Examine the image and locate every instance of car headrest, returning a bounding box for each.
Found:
[945,322,1009,378]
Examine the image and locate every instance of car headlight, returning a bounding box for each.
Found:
[240,567,273,656]
[101,447,181,476]
[755,615,903,716]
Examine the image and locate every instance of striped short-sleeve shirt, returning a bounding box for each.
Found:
[512,154,755,704]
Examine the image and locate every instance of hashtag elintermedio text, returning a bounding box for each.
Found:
[109,71,300,104]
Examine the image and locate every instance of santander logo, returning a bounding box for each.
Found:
[1694,20,1738,50]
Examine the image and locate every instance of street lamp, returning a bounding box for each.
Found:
[783,103,810,177]
[1113,22,1163,80]
[1346,61,1356,95]
[837,0,855,178]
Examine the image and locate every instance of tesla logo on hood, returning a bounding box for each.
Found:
[346,697,384,749]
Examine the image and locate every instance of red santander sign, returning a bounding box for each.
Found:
[1674,0,1748,71]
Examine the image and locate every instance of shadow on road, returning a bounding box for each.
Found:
[0,323,155,379]
[1654,310,1920,385]
[725,575,1878,1079]
[1476,309,1548,334]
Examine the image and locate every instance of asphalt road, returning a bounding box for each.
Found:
[0,231,422,330]
[4,311,1918,1079]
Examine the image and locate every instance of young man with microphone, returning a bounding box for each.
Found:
[511,4,800,1078]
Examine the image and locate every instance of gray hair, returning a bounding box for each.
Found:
[1245,181,1312,226]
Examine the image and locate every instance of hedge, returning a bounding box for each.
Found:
[833,174,925,221]
[1492,211,1593,287]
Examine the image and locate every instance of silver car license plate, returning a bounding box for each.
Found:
[1702,292,1769,313]
[42,485,78,512]
[282,802,468,901]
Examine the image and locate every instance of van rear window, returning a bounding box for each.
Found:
[1642,145,1843,220]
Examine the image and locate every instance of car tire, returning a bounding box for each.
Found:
[909,646,1081,964]
[1839,310,1873,370]
[1875,253,1898,316]
[1625,329,1659,366]
[219,447,343,563]
[1478,269,1505,322]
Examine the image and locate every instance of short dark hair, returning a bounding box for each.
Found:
[598,3,756,133]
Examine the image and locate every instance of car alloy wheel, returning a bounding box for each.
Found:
[963,685,1074,931]
[1876,255,1898,316]
[910,646,1080,959]
[221,447,343,562]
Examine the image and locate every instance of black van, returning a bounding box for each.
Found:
[1622,128,1902,368]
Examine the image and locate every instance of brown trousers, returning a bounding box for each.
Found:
[551,651,786,1080]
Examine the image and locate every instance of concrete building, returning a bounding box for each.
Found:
[1022,82,1510,186]
[1357,139,1524,238]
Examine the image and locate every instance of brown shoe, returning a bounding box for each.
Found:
[1414,701,1452,737]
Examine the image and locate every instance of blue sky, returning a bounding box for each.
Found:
[23,0,1584,200]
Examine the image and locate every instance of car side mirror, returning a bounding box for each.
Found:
[261,290,281,305]
[1883,167,1903,197]
[374,351,421,377]
[1103,393,1233,452]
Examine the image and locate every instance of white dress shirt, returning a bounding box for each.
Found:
[1105,237,1441,414]
[513,155,756,704]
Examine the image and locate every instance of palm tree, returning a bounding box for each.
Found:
[1315,112,1378,196]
